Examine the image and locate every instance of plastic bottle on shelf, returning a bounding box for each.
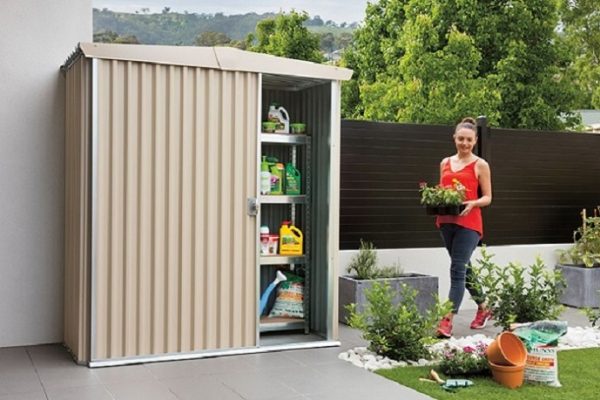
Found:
[279,220,303,255]
[260,156,271,195]
[267,103,290,134]
[260,225,270,255]
[269,162,284,195]
[284,163,301,195]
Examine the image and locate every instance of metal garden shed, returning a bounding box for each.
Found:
[62,42,352,366]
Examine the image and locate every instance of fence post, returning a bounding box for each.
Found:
[476,115,491,163]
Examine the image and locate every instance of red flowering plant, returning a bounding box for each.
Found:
[419,179,467,216]
[436,341,490,376]
[418,179,466,207]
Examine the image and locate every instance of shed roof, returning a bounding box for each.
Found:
[70,42,352,82]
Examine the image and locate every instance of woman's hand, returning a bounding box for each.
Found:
[460,200,477,216]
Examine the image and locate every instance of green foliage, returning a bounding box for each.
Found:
[559,0,600,109]
[342,0,579,130]
[583,305,600,327]
[347,282,452,361]
[437,341,490,376]
[346,240,404,279]
[93,8,355,54]
[245,11,324,63]
[419,181,465,206]
[377,348,600,400]
[93,30,139,44]
[195,31,232,46]
[471,247,565,331]
[558,207,600,267]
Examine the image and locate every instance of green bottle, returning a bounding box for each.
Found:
[260,156,271,195]
[284,163,301,195]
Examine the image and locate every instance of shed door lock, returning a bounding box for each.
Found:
[247,197,259,216]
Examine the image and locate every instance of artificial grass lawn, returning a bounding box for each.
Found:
[376,348,600,399]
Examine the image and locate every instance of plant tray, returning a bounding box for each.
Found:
[424,204,466,216]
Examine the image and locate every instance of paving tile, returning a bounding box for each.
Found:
[219,370,303,400]
[160,375,244,400]
[0,392,47,400]
[37,366,101,389]
[192,355,255,375]
[105,379,178,400]
[45,384,114,400]
[279,347,347,366]
[0,374,45,397]
[143,359,202,380]
[267,365,353,395]
[92,364,156,384]
[237,351,305,371]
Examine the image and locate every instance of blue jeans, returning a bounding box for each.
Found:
[440,224,483,314]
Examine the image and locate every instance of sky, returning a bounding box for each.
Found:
[93,0,371,24]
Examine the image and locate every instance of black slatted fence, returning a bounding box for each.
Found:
[340,119,600,250]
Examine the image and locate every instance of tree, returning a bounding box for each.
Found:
[195,31,232,46]
[93,30,139,44]
[343,0,580,130]
[559,0,600,109]
[320,32,336,54]
[246,11,324,63]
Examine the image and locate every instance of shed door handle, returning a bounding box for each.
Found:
[247,197,259,216]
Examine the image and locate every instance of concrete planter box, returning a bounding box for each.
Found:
[556,263,600,308]
[338,274,439,324]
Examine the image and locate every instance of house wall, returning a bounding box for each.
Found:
[0,1,91,346]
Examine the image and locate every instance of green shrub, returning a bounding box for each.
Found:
[346,281,452,361]
[558,207,600,267]
[346,239,403,279]
[471,247,565,330]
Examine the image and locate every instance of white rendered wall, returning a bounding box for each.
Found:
[0,1,91,346]
[340,243,571,312]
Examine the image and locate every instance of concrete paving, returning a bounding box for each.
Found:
[0,307,590,400]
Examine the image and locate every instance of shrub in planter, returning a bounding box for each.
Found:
[556,207,600,308]
[346,239,402,280]
[558,207,600,267]
[339,240,439,324]
[346,281,452,361]
[470,247,565,331]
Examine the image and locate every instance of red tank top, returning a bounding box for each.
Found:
[436,158,483,237]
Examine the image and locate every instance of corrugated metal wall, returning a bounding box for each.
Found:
[64,57,92,363]
[92,59,258,361]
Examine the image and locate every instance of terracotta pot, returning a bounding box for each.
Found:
[488,361,525,389]
[486,331,527,366]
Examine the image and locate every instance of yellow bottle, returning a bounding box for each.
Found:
[279,220,303,255]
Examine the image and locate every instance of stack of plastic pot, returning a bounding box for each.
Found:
[486,331,528,389]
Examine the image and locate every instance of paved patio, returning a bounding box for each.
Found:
[0,307,591,400]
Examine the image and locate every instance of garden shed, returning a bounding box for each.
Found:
[62,42,352,366]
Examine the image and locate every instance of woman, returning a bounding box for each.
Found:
[436,117,492,338]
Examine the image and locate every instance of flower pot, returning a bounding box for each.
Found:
[556,263,600,308]
[444,204,466,216]
[488,361,525,389]
[486,332,527,366]
[338,274,439,324]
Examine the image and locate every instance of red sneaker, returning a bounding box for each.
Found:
[437,317,453,338]
[470,308,492,329]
